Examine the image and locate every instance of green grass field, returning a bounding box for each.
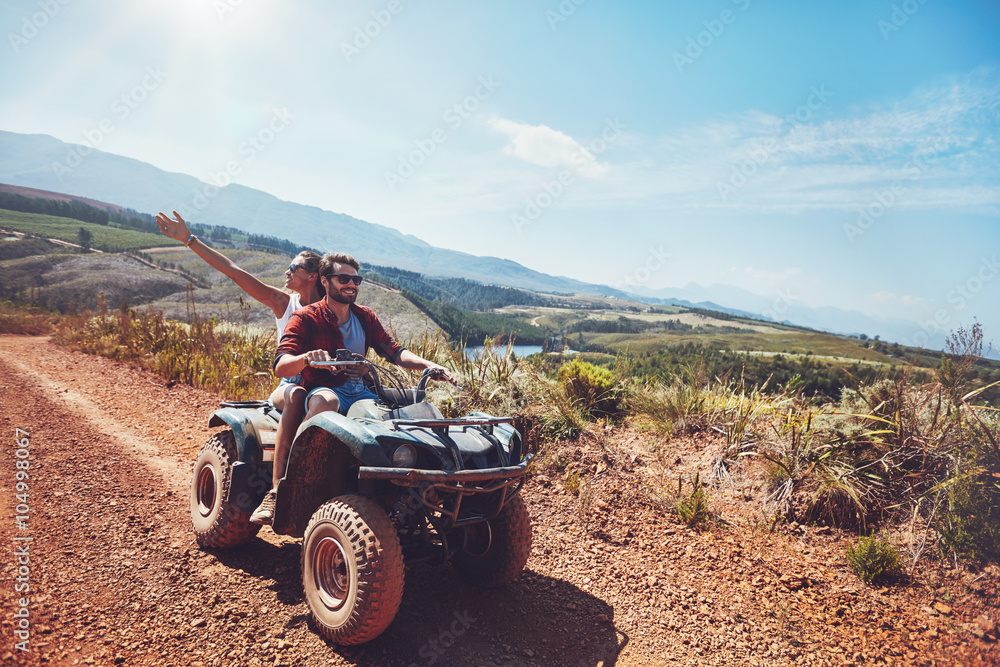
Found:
[585,329,892,361]
[0,209,180,253]
[499,303,899,366]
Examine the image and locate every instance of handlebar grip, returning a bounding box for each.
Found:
[308,360,368,367]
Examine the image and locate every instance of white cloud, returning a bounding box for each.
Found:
[593,68,1000,214]
[488,117,609,179]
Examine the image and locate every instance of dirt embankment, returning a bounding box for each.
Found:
[0,335,997,667]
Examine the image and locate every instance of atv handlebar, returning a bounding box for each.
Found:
[309,353,461,391]
[308,360,368,368]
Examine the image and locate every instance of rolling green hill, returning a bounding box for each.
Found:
[0,208,178,253]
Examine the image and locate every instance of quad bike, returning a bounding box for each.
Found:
[190,351,532,644]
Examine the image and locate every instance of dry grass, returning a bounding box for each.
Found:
[0,299,59,335]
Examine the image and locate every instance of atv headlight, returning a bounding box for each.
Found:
[391,444,417,468]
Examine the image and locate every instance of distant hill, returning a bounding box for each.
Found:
[0,131,624,297]
[3,129,978,355]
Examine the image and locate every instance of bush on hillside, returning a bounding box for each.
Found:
[557,358,624,419]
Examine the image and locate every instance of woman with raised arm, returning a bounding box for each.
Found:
[155,210,322,525]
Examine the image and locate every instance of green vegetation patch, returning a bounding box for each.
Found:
[0,208,177,253]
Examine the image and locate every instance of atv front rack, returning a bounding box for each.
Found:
[389,416,514,433]
[358,454,531,485]
[360,454,533,549]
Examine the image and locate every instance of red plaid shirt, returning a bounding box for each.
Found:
[275,301,404,391]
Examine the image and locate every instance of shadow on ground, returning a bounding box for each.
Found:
[209,536,625,667]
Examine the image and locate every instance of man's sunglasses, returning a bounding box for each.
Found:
[325,273,364,286]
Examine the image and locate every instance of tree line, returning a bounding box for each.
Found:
[0,191,242,242]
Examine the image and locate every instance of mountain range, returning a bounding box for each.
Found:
[0,129,971,354]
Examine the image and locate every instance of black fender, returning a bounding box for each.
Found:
[208,408,276,509]
[208,407,276,463]
[271,412,390,537]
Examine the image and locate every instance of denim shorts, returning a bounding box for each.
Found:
[306,383,378,415]
[278,373,303,386]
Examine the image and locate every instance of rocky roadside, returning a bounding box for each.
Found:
[0,335,996,666]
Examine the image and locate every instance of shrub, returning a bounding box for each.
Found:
[630,377,708,435]
[557,358,623,418]
[54,296,276,399]
[0,300,59,335]
[629,361,712,436]
[938,419,1000,562]
[676,471,709,529]
[564,468,582,496]
[846,532,901,585]
[426,335,529,419]
[537,393,590,440]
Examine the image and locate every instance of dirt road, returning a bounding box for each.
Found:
[0,335,997,666]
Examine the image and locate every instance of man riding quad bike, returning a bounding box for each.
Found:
[190,352,532,644]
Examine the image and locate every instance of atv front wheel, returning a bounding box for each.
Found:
[453,493,532,587]
[191,431,261,548]
[301,495,405,645]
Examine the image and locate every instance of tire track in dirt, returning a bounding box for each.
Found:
[0,353,188,493]
[0,336,626,667]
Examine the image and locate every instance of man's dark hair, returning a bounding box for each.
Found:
[320,252,360,275]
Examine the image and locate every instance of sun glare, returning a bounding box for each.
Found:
[147,0,275,40]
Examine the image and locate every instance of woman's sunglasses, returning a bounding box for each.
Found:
[325,273,364,286]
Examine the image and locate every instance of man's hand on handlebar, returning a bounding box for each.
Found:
[424,365,459,387]
[303,350,333,367]
[344,362,370,380]
[305,350,370,379]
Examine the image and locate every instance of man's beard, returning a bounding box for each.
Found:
[330,291,357,304]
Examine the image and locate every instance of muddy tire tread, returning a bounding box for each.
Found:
[302,495,404,645]
[191,431,261,548]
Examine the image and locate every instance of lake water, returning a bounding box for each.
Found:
[464,344,577,358]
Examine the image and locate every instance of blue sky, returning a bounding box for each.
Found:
[2,0,999,346]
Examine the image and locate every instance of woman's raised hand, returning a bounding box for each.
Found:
[155,210,191,242]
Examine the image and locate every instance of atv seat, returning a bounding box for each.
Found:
[377,387,425,409]
[344,398,444,422]
[383,401,443,421]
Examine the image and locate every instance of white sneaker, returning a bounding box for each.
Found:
[250,489,277,525]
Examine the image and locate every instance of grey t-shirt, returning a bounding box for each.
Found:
[339,311,366,391]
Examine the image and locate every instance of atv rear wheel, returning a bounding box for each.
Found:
[191,430,261,548]
[453,493,532,587]
[302,495,404,645]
